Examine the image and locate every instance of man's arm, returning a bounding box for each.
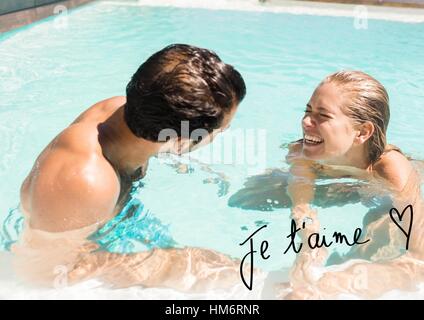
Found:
[67,246,249,293]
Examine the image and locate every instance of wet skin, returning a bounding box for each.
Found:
[21,96,131,232]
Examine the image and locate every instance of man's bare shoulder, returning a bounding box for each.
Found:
[24,153,120,231]
[22,124,120,232]
[50,124,119,188]
[21,97,127,232]
[53,122,104,154]
[41,121,118,181]
[71,96,126,125]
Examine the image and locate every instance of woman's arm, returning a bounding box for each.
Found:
[286,142,318,233]
[284,254,424,299]
[285,141,330,290]
[285,160,424,299]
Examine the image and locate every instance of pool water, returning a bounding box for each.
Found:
[1,0,424,278]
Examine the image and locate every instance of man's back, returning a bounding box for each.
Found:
[20,96,126,232]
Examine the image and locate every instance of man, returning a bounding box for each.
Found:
[15,44,248,291]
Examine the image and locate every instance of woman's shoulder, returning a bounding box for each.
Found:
[373,149,414,191]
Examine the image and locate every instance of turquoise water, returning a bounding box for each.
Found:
[0,1,423,271]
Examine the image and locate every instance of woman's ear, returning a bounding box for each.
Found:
[355,121,374,145]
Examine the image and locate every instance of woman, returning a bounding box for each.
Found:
[283,70,423,299]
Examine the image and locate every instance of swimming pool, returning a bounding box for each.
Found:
[1,0,424,299]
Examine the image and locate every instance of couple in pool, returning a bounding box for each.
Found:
[15,44,423,299]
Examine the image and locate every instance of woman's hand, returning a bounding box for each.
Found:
[285,204,329,298]
[291,204,320,241]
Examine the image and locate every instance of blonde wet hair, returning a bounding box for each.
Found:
[320,70,400,164]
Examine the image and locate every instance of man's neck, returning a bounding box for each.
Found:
[98,105,159,177]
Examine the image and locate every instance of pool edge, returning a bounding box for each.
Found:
[0,0,97,33]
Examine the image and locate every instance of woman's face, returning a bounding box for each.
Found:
[302,82,359,163]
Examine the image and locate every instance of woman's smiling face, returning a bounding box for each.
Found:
[302,82,359,162]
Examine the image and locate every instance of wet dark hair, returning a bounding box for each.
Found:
[125,44,246,141]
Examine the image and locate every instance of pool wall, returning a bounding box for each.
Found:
[0,0,95,32]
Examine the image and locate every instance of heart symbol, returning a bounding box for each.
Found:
[389,204,413,250]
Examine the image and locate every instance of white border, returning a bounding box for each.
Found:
[100,0,424,23]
